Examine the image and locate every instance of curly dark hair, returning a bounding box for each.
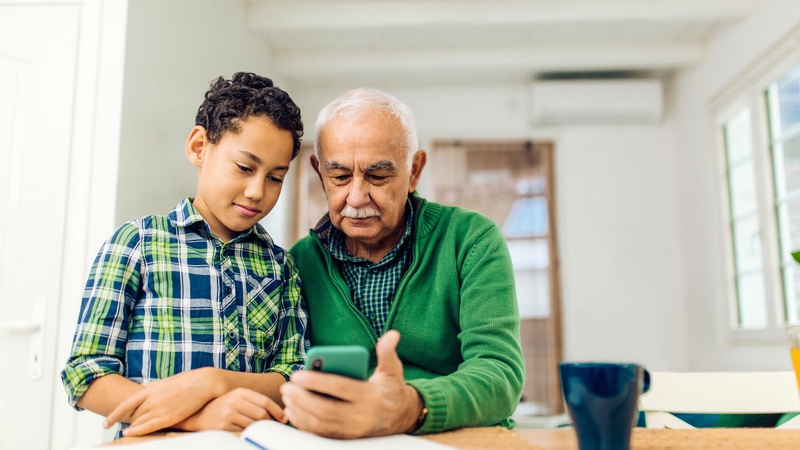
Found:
[195,72,303,158]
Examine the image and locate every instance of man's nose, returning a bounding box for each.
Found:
[346,178,370,207]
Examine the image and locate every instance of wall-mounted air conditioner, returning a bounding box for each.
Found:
[530,78,663,125]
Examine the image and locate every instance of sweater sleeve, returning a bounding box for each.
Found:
[407,223,525,433]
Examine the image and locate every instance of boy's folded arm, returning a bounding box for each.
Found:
[172,387,287,432]
[108,368,289,437]
[210,369,288,406]
[76,374,144,423]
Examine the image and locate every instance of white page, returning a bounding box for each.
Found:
[68,430,250,450]
[69,421,457,449]
[242,421,456,450]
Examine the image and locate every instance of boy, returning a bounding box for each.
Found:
[61,72,308,437]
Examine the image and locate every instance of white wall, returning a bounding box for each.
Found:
[673,0,800,371]
[116,0,294,242]
[291,83,687,371]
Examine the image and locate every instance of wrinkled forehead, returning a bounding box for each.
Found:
[318,110,409,158]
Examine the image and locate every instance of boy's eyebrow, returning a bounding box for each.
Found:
[240,151,262,164]
[239,151,289,171]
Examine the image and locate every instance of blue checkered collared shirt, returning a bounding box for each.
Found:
[62,198,309,408]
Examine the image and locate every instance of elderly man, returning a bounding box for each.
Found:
[281,88,524,438]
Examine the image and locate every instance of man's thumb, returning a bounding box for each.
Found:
[373,329,404,378]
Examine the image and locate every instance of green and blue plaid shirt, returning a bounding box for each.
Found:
[61,198,308,408]
[314,200,414,334]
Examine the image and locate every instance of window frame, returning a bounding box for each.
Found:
[713,39,800,344]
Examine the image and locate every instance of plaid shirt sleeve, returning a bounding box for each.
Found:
[264,253,309,379]
[61,221,142,409]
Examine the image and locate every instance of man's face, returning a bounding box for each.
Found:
[190,116,294,242]
[314,111,425,251]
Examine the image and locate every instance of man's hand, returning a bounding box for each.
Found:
[105,367,223,436]
[175,387,287,432]
[280,330,423,439]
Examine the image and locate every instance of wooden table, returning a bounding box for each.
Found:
[513,428,800,450]
[109,427,800,449]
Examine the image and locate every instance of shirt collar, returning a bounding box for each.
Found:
[169,197,273,245]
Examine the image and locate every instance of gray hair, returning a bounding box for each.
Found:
[314,88,418,168]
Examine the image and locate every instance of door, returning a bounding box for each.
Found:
[0,4,81,449]
[429,140,564,416]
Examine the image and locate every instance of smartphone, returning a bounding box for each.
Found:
[306,345,369,380]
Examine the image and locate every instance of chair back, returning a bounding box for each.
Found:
[638,371,800,429]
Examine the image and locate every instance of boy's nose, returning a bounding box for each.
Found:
[244,178,265,201]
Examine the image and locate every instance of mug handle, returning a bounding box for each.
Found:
[642,368,651,393]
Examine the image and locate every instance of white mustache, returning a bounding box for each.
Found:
[341,205,381,219]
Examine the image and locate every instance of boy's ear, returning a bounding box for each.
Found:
[186,126,209,168]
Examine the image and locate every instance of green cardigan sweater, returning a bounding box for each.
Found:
[289,193,525,434]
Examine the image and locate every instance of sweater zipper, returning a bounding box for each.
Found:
[320,239,380,342]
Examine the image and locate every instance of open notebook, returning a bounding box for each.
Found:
[69,421,456,449]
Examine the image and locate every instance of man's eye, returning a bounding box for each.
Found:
[269,176,284,183]
[236,163,252,173]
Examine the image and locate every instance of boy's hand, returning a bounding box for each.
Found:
[105,367,222,436]
[176,387,286,431]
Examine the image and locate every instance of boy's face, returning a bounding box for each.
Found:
[187,116,294,242]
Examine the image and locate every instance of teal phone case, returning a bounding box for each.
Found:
[306,345,369,380]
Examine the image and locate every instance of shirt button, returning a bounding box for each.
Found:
[228,330,236,338]
[369,313,376,319]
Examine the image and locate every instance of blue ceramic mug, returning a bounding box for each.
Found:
[559,362,651,450]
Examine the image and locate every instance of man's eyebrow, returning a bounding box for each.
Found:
[324,161,350,171]
[365,160,395,171]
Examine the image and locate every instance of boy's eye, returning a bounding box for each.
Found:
[236,163,252,173]
[269,176,284,184]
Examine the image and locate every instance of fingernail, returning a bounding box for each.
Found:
[102,421,108,429]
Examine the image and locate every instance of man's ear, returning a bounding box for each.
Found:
[408,150,427,192]
[310,154,326,192]
[186,126,209,168]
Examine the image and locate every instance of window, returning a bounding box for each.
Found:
[723,109,768,329]
[768,66,800,323]
[717,47,800,339]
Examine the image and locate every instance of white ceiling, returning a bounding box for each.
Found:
[245,0,759,86]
